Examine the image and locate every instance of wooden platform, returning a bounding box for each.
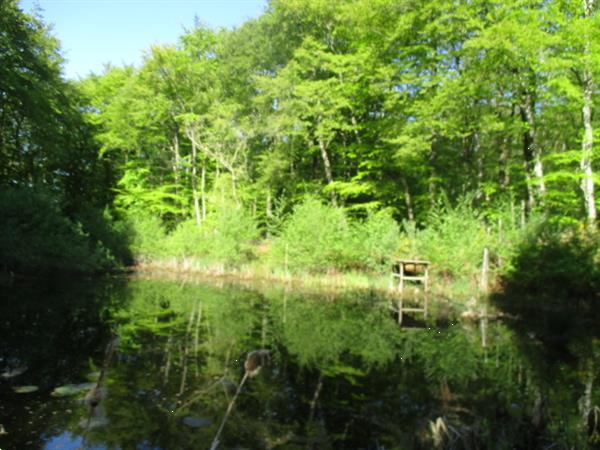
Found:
[390,259,430,325]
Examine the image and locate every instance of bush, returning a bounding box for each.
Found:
[75,206,133,265]
[502,223,600,300]
[350,209,400,272]
[159,204,259,268]
[126,212,167,261]
[165,219,207,258]
[270,199,401,274]
[271,198,352,273]
[403,200,491,281]
[0,187,114,273]
[201,205,259,267]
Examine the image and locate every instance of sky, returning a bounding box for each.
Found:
[19,0,268,79]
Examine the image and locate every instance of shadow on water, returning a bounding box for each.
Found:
[491,224,600,449]
[1,260,599,449]
[0,276,127,449]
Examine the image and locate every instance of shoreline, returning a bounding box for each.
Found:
[132,259,394,295]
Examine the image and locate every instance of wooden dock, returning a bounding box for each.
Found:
[390,259,430,325]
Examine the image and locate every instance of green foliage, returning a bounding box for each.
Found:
[202,204,259,267]
[412,327,480,387]
[165,219,207,258]
[350,209,400,272]
[126,212,167,261]
[402,199,491,281]
[272,198,352,273]
[398,197,537,297]
[0,188,119,273]
[113,163,188,218]
[271,198,399,273]
[4,0,600,285]
[128,202,259,268]
[74,206,133,265]
[503,224,600,300]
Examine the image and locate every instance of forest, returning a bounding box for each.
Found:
[1,0,599,297]
[2,1,600,447]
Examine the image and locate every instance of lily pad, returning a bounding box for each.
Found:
[51,383,96,397]
[0,366,28,379]
[13,385,39,394]
[182,416,211,428]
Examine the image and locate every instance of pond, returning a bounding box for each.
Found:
[0,275,598,449]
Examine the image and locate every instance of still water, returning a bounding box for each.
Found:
[0,275,598,449]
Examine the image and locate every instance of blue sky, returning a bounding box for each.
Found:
[19,0,267,79]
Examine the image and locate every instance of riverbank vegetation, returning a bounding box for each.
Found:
[1,0,599,299]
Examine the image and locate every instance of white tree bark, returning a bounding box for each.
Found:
[318,137,337,207]
[189,129,202,227]
[521,90,546,209]
[581,0,597,230]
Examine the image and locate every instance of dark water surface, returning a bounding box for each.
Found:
[1,276,598,449]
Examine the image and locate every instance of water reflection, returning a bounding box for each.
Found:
[0,276,598,449]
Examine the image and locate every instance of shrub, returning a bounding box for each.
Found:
[502,223,600,300]
[165,219,207,258]
[272,198,352,273]
[161,204,259,268]
[0,187,112,273]
[398,197,542,296]
[75,206,133,265]
[404,199,491,281]
[201,205,259,267]
[126,212,167,260]
[351,209,400,273]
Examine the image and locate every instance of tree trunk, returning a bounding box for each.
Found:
[473,131,485,203]
[520,89,545,211]
[172,133,180,184]
[580,359,594,426]
[190,129,202,227]
[317,137,337,207]
[581,0,597,230]
[201,159,207,221]
[266,190,273,238]
[231,171,239,206]
[172,133,183,215]
[428,133,438,211]
[498,135,510,191]
[402,177,415,221]
[308,373,324,424]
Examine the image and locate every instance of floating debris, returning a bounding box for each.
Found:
[244,349,271,377]
[182,416,211,428]
[210,349,270,450]
[51,383,96,397]
[84,385,107,409]
[13,385,39,394]
[1,365,28,379]
[0,424,7,435]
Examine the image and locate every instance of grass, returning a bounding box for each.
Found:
[133,256,393,293]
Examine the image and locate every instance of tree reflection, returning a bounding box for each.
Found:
[2,277,598,449]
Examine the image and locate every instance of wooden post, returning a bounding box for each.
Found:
[398,293,403,325]
[391,260,431,326]
[424,265,429,319]
[398,262,404,325]
[398,262,404,294]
